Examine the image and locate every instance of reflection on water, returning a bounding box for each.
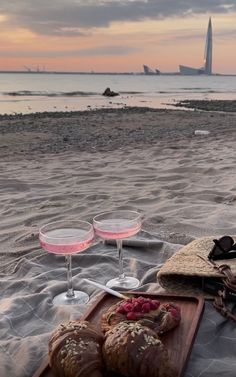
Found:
[0,73,236,114]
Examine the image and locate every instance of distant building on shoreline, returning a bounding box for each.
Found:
[143,65,160,75]
[179,17,212,75]
[143,17,213,76]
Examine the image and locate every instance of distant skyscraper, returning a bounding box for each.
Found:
[204,17,212,74]
[179,18,213,75]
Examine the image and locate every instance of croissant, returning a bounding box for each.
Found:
[103,321,176,377]
[101,296,181,335]
[48,320,104,377]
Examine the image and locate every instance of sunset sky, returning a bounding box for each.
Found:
[0,1,235,74]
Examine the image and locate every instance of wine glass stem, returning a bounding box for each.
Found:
[117,239,125,280]
[65,255,75,298]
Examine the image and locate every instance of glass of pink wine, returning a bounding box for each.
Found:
[93,210,142,289]
[39,220,94,306]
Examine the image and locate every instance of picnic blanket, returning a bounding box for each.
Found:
[1,231,236,377]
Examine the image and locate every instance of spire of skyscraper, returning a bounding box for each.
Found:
[204,17,213,74]
[179,17,213,75]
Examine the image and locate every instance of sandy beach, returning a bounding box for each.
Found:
[1,102,236,376]
[1,103,236,268]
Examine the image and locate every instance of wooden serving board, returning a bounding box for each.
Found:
[33,291,204,377]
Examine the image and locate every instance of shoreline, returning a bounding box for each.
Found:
[1,103,236,159]
[1,95,236,117]
[173,99,236,112]
[0,98,236,119]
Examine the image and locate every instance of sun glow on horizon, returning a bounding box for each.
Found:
[0,11,235,74]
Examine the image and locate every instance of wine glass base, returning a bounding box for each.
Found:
[106,276,140,289]
[52,290,89,306]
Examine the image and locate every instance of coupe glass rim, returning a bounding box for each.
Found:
[93,210,141,224]
[39,219,93,240]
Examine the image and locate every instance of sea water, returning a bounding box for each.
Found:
[0,72,236,115]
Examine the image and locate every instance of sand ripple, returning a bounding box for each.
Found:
[1,108,236,268]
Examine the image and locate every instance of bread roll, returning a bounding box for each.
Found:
[103,321,176,377]
[48,320,104,377]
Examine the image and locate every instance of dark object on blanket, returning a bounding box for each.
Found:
[208,235,236,260]
[103,321,176,377]
[157,236,236,322]
[48,320,104,377]
[101,296,181,335]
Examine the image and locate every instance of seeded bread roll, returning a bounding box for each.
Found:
[48,320,104,377]
[103,321,176,377]
[101,296,181,335]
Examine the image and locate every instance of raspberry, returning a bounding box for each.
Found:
[116,305,126,314]
[137,297,146,304]
[126,312,138,320]
[170,308,180,320]
[150,300,160,310]
[122,303,133,312]
[141,303,151,313]
[133,302,142,312]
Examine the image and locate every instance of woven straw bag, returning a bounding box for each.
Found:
[157,236,236,298]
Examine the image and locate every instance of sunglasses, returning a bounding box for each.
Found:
[208,236,236,260]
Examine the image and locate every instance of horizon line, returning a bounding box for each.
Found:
[0,70,236,76]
